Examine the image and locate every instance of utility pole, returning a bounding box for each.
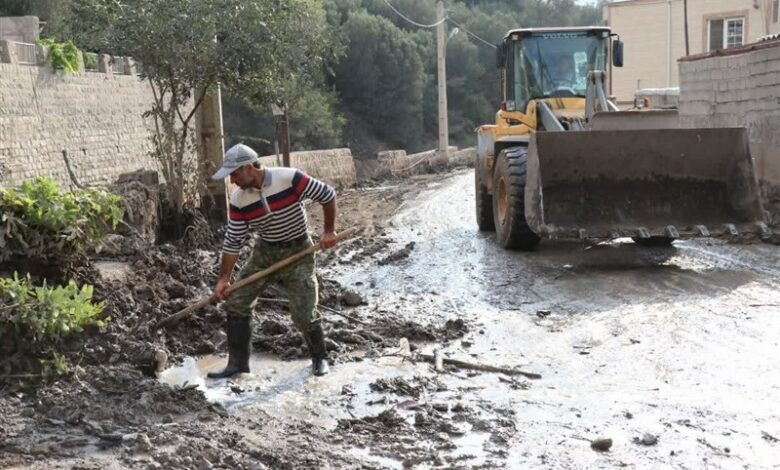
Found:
[272,104,291,167]
[436,0,449,154]
[683,0,690,56]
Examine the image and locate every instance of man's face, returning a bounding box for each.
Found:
[230,165,255,189]
[553,58,571,77]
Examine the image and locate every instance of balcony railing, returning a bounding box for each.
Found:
[12,41,37,65]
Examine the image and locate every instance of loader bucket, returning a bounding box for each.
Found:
[525,128,768,241]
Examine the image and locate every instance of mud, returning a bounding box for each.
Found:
[3,168,780,469]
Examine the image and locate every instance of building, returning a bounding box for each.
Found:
[604,0,780,103]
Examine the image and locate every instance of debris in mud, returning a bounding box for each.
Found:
[369,376,444,398]
[338,408,407,434]
[498,375,532,390]
[590,437,613,452]
[762,431,780,443]
[378,241,415,265]
[413,352,542,379]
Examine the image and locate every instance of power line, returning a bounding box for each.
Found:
[380,0,447,28]
[447,17,497,49]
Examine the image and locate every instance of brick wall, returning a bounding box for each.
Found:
[0,63,179,190]
[678,40,780,215]
[257,148,356,188]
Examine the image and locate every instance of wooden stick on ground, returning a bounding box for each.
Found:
[254,297,367,325]
[415,353,542,380]
[153,228,357,330]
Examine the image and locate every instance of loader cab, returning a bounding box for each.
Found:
[497,27,618,112]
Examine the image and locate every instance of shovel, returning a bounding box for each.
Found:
[153,228,357,330]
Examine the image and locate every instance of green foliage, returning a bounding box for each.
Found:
[40,352,72,378]
[0,273,106,345]
[39,38,81,72]
[335,11,425,150]
[0,177,123,262]
[323,0,601,153]
[225,87,346,155]
[65,0,339,212]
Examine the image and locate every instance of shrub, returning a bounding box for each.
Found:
[38,38,82,72]
[0,273,107,345]
[0,177,124,262]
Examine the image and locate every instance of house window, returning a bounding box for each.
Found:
[774,0,780,24]
[708,17,744,51]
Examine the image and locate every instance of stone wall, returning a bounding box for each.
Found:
[0,62,166,189]
[678,40,780,215]
[258,148,356,188]
[359,147,473,179]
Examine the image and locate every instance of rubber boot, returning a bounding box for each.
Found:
[207,316,251,379]
[306,323,329,376]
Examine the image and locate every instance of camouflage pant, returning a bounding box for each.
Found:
[222,234,322,331]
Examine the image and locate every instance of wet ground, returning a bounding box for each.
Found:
[169,169,780,469]
[3,168,780,469]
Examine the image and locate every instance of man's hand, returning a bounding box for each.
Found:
[214,277,231,301]
[320,230,338,249]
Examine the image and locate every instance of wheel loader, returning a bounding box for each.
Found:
[475,26,768,250]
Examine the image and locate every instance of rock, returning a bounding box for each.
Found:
[431,402,449,412]
[342,290,364,307]
[196,457,214,470]
[135,433,153,452]
[590,438,613,452]
[633,433,658,446]
[451,402,468,413]
[29,444,52,455]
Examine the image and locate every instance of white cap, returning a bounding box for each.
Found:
[211,143,259,180]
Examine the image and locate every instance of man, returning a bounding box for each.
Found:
[548,53,575,89]
[207,143,337,379]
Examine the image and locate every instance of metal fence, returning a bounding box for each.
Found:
[112,56,124,74]
[12,41,37,65]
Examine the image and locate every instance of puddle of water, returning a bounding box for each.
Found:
[159,352,424,423]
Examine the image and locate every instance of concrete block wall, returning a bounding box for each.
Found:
[374,146,471,178]
[258,148,356,188]
[0,16,39,43]
[0,63,166,189]
[678,41,780,212]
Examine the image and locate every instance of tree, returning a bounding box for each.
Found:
[65,0,335,213]
[335,11,425,151]
[223,86,346,156]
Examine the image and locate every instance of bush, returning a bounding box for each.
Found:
[0,273,107,344]
[0,177,124,262]
[39,38,82,72]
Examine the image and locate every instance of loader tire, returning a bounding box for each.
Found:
[475,157,495,231]
[632,236,675,247]
[492,147,540,250]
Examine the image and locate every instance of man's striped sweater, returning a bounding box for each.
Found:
[222,167,336,255]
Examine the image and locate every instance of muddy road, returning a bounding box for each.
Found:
[3,168,780,469]
[332,169,780,469]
